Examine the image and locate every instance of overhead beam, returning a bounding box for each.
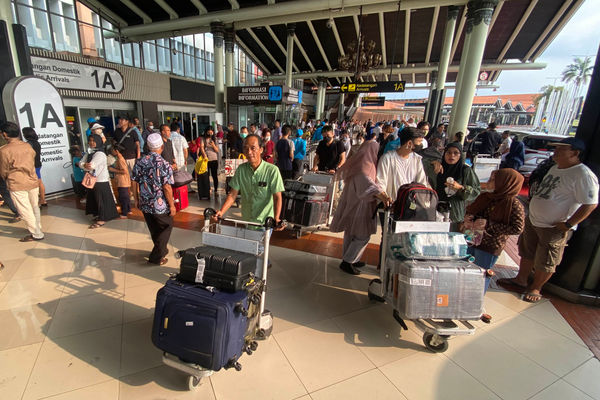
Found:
[404,9,410,65]
[353,15,360,38]
[265,62,547,79]
[293,36,316,71]
[487,0,503,36]
[496,0,538,62]
[268,0,276,4]
[331,18,345,56]
[228,0,240,10]
[154,0,178,19]
[118,0,470,38]
[265,26,299,72]
[379,12,387,66]
[79,0,128,27]
[246,28,284,72]
[449,6,467,63]
[120,0,152,24]
[235,34,271,75]
[524,0,572,60]
[189,0,208,15]
[425,5,440,65]
[531,0,583,60]
[306,20,332,70]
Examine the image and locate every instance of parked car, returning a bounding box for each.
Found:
[527,157,556,199]
[517,133,564,178]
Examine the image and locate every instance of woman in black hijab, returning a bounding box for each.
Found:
[433,142,481,226]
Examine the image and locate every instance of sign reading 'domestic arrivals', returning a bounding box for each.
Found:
[2,76,72,194]
[31,56,124,93]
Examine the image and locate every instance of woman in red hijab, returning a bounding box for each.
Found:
[330,140,392,275]
[465,168,525,322]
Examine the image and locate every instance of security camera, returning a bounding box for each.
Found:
[326,18,333,29]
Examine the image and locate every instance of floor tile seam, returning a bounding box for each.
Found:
[56,285,125,303]
[373,365,411,400]
[327,315,383,371]
[270,334,311,396]
[117,285,126,400]
[517,309,594,352]
[46,318,125,342]
[484,319,595,371]
[560,356,598,380]
[559,376,599,400]
[35,378,115,400]
[523,376,567,400]
[439,352,505,400]
[305,367,384,397]
[0,256,29,286]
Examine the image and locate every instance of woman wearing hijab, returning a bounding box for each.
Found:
[22,127,47,207]
[80,135,119,228]
[464,168,525,322]
[500,138,525,171]
[430,142,481,226]
[330,140,392,275]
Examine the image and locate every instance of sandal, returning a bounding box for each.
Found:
[20,235,44,242]
[522,292,543,303]
[39,203,48,207]
[89,222,105,229]
[9,216,21,224]
[148,257,168,266]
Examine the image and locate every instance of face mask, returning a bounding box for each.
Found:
[326,136,333,142]
[240,133,247,138]
[413,144,423,152]
[265,136,271,141]
[148,126,153,130]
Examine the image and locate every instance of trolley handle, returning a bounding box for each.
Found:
[203,208,278,229]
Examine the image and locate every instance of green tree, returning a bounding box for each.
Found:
[562,56,593,95]
[534,85,563,108]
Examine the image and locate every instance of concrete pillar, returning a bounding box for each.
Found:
[0,0,20,76]
[285,24,295,88]
[316,78,326,120]
[339,92,345,121]
[437,6,460,92]
[224,28,235,88]
[448,32,472,136]
[211,22,225,114]
[450,1,498,138]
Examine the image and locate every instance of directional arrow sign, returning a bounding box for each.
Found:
[340,80,406,93]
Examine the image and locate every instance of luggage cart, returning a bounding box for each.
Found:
[287,171,338,238]
[163,208,275,390]
[473,154,501,183]
[367,210,477,353]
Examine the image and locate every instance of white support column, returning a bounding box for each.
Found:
[437,6,459,92]
[0,0,20,76]
[285,24,295,88]
[316,78,326,120]
[450,1,498,139]
[339,91,345,120]
[211,22,225,114]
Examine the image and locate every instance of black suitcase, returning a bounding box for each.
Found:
[197,171,210,199]
[152,278,262,371]
[177,246,257,291]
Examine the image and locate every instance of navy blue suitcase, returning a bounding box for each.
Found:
[152,278,260,371]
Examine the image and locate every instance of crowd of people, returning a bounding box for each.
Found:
[0,114,597,319]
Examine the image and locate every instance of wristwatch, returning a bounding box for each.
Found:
[564,221,573,229]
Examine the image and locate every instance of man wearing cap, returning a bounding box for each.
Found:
[131,133,176,266]
[501,137,598,302]
[112,116,141,174]
[85,117,96,139]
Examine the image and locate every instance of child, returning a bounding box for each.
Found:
[107,142,131,218]
[69,146,86,202]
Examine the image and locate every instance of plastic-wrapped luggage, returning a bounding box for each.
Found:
[386,259,485,320]
[388,232,469,260]
[152,278,262,371]
[177,246,258,292]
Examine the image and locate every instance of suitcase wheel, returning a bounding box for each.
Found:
[367,279,385,303]
[423,332,449,353]
[187,375,203,391]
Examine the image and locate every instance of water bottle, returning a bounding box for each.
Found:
[445,177,457,196]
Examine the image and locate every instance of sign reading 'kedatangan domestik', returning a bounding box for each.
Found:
[31,56,124,93]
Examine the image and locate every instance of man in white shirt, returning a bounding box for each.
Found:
[498,130,512,160]
[169,122,189,171]
[502,137,598,303]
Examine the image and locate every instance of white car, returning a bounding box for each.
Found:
[518,134,565,177]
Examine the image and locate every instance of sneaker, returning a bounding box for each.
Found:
[339,261,360,275]
[352,261,366,268]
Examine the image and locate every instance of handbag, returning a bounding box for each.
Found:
[173,169,193,187]
[195,155,208,175]
[461,215,487,246]
[81,172,97,189]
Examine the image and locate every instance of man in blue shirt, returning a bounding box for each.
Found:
[293,129,307,179]
[132,133,176,266]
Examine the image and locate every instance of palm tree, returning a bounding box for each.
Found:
[534,85,563,108]
[561,56,594,96]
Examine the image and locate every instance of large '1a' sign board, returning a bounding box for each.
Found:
[340,81,406,93]
[2,76,72,194]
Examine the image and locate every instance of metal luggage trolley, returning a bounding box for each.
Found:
[473,154,501,183]
[367,210,476,353]
[287,171,337,238]
[163,208,275,390]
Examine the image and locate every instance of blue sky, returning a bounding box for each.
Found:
[389,0,599,99]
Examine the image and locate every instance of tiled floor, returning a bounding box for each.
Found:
[1,198,599,400]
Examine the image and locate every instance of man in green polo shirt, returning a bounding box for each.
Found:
[214,134,285,227]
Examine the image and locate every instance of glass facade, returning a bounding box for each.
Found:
[12,0,264,85]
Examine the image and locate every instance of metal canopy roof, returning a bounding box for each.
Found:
[81,0,584,87]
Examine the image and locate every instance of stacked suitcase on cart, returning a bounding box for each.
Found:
[151,245,263,372]
[282,179,329,227]
[384,231,486,320]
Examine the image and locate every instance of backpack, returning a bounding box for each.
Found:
[392,183,438,221]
